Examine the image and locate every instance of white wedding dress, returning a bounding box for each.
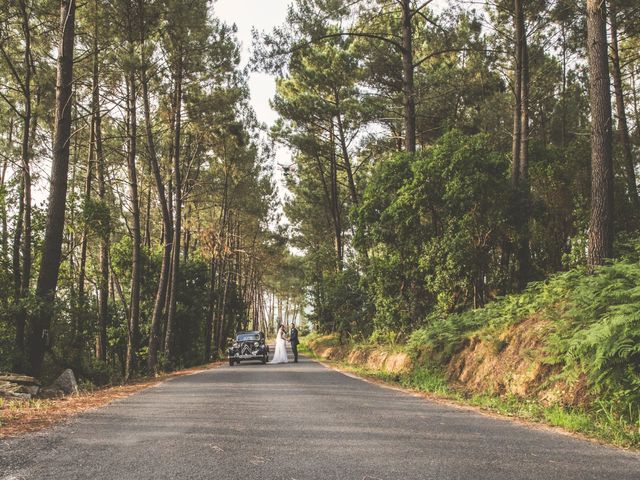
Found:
[269,327,288,364]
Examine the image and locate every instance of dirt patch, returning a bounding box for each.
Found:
[384,352,412,373]
[0,362,222,438]
[365,350,388,370]
[347,348,370,365]
[446,315,588,405]
[316,345,350,360]
[307,337,411,374]
[307,336,351,361]
[448,316,552,397]
[539,374,592,408]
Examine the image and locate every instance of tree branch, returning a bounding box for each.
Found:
[0,90,25,119]
[410,0,437,18]
[0,43,27,95]
[290,31,404,56]
[413,47,503,68]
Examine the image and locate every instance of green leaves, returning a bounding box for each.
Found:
[356,130,511,330]
[80,198,111,241]
[557,262,640,405]
[404,256,640,425]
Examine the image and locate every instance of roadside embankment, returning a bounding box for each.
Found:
[303,261,640,449]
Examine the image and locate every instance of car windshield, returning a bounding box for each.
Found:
[236,333,260,342]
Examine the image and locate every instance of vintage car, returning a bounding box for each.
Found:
[227,331,269,366]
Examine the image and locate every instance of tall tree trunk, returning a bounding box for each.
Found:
[511,0,523,187]
[516,0,531,288]
[401,0,416,153]
[28,0,76,375]
[77,141,92,303]
[80,15,100,346]
[164,60,183,361]
[12,169,24,301]
[631,66,640,132]
[313,121,343,271]
[139,2,173,374]
[78,89,94,315]
[609,3,639,211]
[183,204,191,262]
[212,164,230,354]
[124,59,141,379]
[334,92,358,205]
[205,256,216,362]
[212,257,225,353]
[18,0,33,304]
[268,292,274,332]
[67,113,79,312]
[183,229,191,262]
[12,0,34,365]
[586,0,614,268]
[89,16,108,363]
[234,220,241,296]
[75,112,92,348]
[560,22,568,148]
[214,257,230,352]
[329,126,343,271]
[219,266,232,347]
[95,38,109,369]
[0,126,9,263]
[277,296,282,325]
[518,16,529,183]
[144,187,151,250]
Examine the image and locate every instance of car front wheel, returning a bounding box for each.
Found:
[228,358,234,366]
[262,354,267,364]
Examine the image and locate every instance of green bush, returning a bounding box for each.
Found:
[356,131,511,335]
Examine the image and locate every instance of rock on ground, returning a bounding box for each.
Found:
[50,369,78,395]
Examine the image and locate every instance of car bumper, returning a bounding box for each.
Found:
[228,352,266,360]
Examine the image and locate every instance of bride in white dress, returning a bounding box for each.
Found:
[269,324,288,364]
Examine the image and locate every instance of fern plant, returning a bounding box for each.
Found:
[407,258,640,423]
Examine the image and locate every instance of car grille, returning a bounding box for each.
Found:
[241,344,252,355]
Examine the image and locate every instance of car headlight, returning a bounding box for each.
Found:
[254,342,259,347]
[232,343,239,348]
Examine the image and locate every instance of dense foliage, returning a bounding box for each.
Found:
[257,0,640,341]
[0,0,295,382]
[256,0,640,433]
[1,0,639,413]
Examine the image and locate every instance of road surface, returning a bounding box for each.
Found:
[1,352,639,479]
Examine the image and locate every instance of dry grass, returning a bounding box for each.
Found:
[0,362,222,438]
[308,335,412,374]
[447,315,554,397]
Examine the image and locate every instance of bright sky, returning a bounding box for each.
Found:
[213,0,291,127]
[213,0,293,213]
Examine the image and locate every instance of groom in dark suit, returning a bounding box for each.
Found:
[289,323,299,363]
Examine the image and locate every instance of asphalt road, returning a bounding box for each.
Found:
[1,352,639,480]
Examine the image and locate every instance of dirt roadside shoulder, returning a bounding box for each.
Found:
[0,362,223,438]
